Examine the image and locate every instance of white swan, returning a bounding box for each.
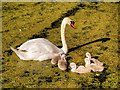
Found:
[10,17,76,70]
[85,52,104,72]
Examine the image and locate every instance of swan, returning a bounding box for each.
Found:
[85,52,104,72]
[70,62,91,73]
[10,17,76,70]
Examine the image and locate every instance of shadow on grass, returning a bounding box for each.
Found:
[69,38,111,53]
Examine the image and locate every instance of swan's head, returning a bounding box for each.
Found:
[70,62,76,72]
[63,17,76,29]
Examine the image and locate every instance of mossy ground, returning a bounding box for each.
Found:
[2,2,119,88]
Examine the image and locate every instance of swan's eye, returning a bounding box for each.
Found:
[70,21,75,25]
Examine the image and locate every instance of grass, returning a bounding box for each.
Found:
[2,2,119,88]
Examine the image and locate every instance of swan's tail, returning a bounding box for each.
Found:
[10,46,28,60]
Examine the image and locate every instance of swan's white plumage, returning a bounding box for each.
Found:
[11,38,63,61]
[18,38,62,54]
[10,17,76,71]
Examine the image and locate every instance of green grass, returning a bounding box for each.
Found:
[2,2,119,88]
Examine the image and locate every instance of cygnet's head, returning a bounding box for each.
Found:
[62,17,76,29]
[70,62,76,69]
[86,52,91,58]
[70,62,76,72]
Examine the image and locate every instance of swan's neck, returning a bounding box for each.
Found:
[61,22,68,54]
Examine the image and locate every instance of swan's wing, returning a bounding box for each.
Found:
[11,38,64,61]
[18,38,63,54]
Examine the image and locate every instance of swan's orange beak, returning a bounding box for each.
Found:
[71,24,76,29]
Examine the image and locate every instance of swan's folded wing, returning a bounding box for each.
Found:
[18,38,63,54]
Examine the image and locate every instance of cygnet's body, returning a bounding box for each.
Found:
[51,54,67,71]
[85,52,104,72]
[70,62,91,73]
[58,57,67,71]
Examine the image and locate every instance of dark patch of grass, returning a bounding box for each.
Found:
[38,76,52,83]
[82,26,93,30]
[3,50,13,56]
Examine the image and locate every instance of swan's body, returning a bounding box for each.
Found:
[11,38,63,60]
[11,17,76,70]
